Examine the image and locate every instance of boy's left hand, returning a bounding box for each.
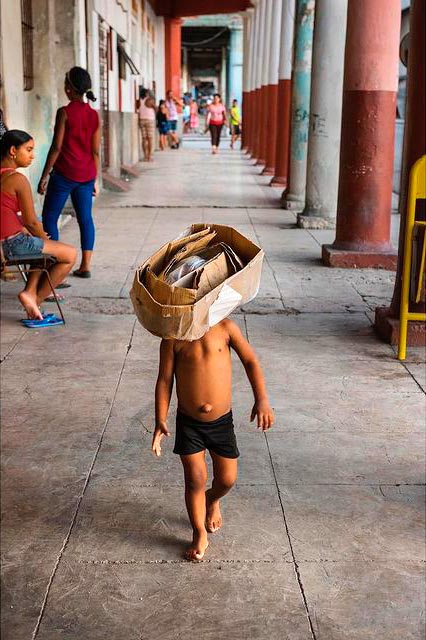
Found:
[250,400,275,431]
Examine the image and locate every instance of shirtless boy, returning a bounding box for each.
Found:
[152,318,275,561]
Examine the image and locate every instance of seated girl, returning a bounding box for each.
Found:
[1,130,77,320]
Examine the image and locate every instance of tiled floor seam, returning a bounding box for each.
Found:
[264,432,318,639]
[244,314,317,639]
[118,209,160,298]
[75,558,291,565]
[246,209,290,312]
[30,319,137,640]
[73,558,426,566]
[364,311,426,393]
[0,330,27,364]
[106,204,278,209]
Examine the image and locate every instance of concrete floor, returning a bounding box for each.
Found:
[1,139,425,640]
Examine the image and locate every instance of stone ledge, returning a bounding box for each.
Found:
[121,163,141,179]
[297,214,336,230]
[102,172,131,192]
[374,305,426,346]
[322,244,398,270]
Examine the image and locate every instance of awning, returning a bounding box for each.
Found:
[117,42,140,75]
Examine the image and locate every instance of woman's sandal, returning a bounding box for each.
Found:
[73,269,91,278]
[45,293,65,302]
[21,313,64,328]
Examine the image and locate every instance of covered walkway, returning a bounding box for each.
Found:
[1,142,425,639]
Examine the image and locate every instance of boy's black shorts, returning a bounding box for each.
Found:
[173,410,240,459]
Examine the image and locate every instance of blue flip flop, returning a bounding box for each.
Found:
[21,314,64,328]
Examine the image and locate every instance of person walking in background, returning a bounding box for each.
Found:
[165,90,183,149]
[182,102,191,134]
[206,94,228,155]
[1,130,77,320]
[230,99,242,150]
[38,66,100,279]
[157,100,169,151]
[138,88,156,162]
[189,98,199,133]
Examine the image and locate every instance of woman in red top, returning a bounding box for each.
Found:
[38,67,100,278]
[1,130,77,319]
[206,94,228,155]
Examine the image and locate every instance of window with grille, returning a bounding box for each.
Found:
[21,0,34,91]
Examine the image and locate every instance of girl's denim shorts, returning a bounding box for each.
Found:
[2,233,44,260]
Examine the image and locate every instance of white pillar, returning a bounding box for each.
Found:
[250,2,260,95]
[268,0,282,88]
[242,11,252,96]
[252,0,267,158]
[256,0,274,164]
[298,0,348,228]
[271,0,296,185]
[261,0,273,90]
[228,26,243,105]
[255,0,265,94]
[283,0,315,211]
[278,0,296,85]
[221,45,227,104]
[182,46,189,93]
[263,0,283,174]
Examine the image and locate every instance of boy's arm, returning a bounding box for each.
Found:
[226,320,275,431]
[152,339,175,457]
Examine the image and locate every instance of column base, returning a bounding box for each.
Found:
[262,166,275,176]
[297,213,336,230]
[322,244,398,269]
[270,176,287,188]
[281,193,305,212]
[374,306,426,346]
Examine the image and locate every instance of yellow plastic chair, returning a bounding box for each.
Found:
[398,155,426,360]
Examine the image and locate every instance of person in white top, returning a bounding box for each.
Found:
[137,89,156,161]
[165,90,183,149]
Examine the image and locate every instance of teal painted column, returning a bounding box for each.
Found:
[283,0,315,211]
[228,26,243,106]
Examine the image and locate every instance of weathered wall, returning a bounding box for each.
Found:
[108,111,139,177]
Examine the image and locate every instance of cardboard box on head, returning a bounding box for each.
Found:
[130,224,264,341]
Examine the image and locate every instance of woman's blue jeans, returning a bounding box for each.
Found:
[42,170,95,251]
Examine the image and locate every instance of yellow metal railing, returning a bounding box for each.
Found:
[398,155,426,360]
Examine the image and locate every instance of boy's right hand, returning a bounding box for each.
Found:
[151,421,170,457]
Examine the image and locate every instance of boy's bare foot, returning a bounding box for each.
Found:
[184,529,209,561]
[205,490,223,533]
[18,291,43,320]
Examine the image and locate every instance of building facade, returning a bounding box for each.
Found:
[0,0,164,199]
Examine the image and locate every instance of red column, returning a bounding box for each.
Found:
[322,0,401,269]
[243,91,252,153]
[256,85,268,165]
[165,18,181,99]
[242,90,248,150]
[249,88,260,158]
[270,78,292,186]
[263,84,279,175]
[375,0,426,344]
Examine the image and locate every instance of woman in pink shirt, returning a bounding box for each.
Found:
[206,94,228,154]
